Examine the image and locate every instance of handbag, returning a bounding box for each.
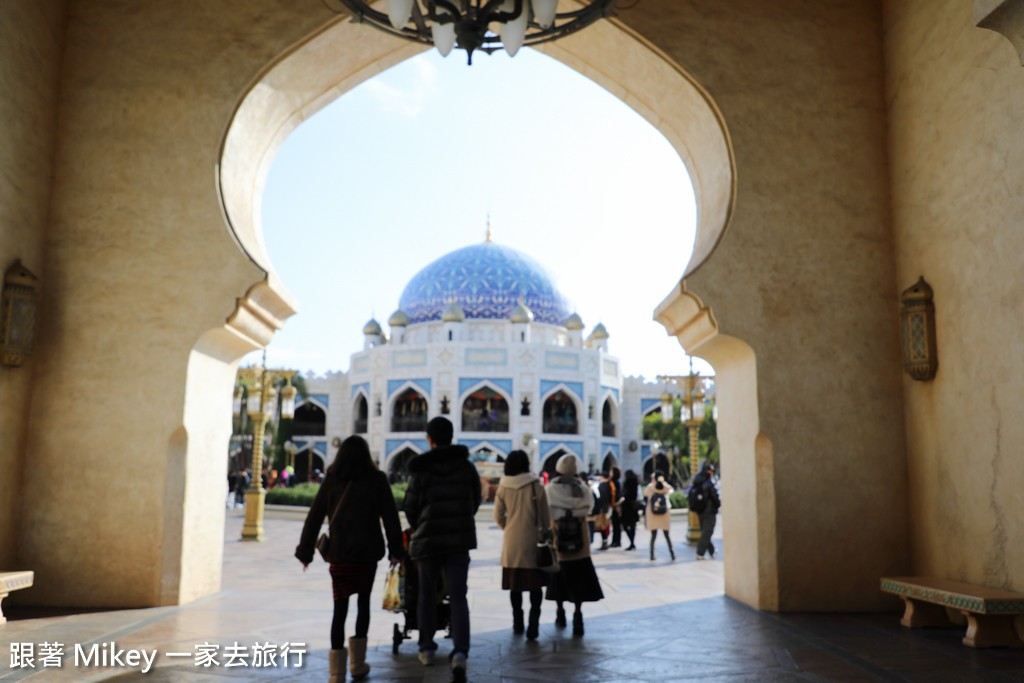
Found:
[595,510,610,533]
[532,482,560,574]
[381,564,405,612]
[316,482,352,562]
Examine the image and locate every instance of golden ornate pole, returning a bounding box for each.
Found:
[237,352,296,542]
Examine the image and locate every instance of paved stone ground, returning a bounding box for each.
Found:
[3,508,1022,682]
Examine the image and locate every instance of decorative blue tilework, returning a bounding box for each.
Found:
[388,378,432,398]
[601,386,620,403]
[386,439,429,456]
[641,445,651,459]
[301,393,329,409]
[602,442,621,458]
[296,441,328,456]
[459,377,514,398]
[641,398,662,416]
[352,382,370,399]
[540,380,583,400]
[540,440,583,458]
[398,242,572,325]
[462,439,513,455]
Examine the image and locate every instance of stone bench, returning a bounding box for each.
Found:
[0,571,34,624]
[881,576,1024,648]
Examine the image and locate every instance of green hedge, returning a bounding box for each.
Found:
[264,481,408,509]
[669,491,687,509]
[265,482,320,506]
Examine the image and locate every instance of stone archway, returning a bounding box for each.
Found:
[211,8,736,609]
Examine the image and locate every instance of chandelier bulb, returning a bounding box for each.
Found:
[532,0,558,29]
[432,21,457,57]
[499,0,529,57]
[385,0,414,30]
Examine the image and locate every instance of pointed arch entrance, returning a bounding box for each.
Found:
[211,5,742,610]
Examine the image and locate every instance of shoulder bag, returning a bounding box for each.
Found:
[532,481,560,573]
[316,481,353,562]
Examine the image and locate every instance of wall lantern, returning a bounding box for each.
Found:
[1,260,40,367]
[900,276,938,381]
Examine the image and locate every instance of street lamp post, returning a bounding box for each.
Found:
[234,352,297,542]
[658,362,709,546]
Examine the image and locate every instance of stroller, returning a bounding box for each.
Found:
[390,528,452,654]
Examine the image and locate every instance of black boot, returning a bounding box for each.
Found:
[555,605,567,628]
[666,532,676,561]
[526,606,541,640]
[572,610,584,637]
[512,608,524,635]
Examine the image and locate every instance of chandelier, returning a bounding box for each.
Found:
[331,0,620,64]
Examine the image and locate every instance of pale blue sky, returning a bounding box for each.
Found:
[248,46,713,380]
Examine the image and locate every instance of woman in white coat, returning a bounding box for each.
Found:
[644,469,676,561]
[545,454,604,637]
[494,450,551,640]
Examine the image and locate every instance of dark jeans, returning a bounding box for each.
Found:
[697,510,718,557]
[417,552,470,658]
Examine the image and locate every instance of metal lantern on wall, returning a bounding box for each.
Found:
[279,382,297,420]
[900,276,938,381]
[1,260,40,367]
[660,393,673,423]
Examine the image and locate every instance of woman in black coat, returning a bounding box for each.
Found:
[296,436,405,683]
[619,469,641,551]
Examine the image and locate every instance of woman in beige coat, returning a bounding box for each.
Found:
[644,469,676,561]
[494,450,551,640]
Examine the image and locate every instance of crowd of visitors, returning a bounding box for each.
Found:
[292,417,721,683]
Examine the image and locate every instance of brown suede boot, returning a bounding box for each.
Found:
[348,636,370,679]
[329,648,346,683]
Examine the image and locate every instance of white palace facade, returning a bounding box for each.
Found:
[288,238,681,481]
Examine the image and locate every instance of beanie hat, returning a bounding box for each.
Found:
[555,454,579,475]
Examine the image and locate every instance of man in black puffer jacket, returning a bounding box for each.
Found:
[404,417,481,683]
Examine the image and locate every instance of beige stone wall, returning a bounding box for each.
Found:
[884,0,1024,590]
[11,1,320,606]
[637,1,910,610]
[0,0,66,573]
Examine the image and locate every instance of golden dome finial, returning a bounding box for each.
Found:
[485,213,493,243]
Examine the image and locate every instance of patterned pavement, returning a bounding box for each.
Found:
[2,508,1022,682]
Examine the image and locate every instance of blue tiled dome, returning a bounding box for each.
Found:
[399,242,572,325]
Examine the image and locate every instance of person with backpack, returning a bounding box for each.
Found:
[688,461,722,560]
[619,469,641,551]
[644,469,675,561]
[545,454,604,636]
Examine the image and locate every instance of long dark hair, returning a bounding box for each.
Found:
[328,435,377,480]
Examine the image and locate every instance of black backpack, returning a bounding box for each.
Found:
[687,482,709,513]
[555,510,584,553]
[649,491,669,515]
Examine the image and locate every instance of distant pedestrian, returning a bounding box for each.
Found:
[689,461,722,560]
[619,469,641,551]
[404,417,481,683]
[545,454,604,637]
[295,435,405,682]
[494,450,551,640]
[644,470,675,561]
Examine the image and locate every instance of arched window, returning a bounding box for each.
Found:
[541,449,569,478]
[387,447,419,482]
[642,453,671,482]
[294,448,326,483]
[353,394,368,434]
[461,387,509,432]
[601,453,618,474]
[391,388,428,432]
[542,390,578,434]
[602,398,616,437]
[641,405,661,440]
[293,401,326,436]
